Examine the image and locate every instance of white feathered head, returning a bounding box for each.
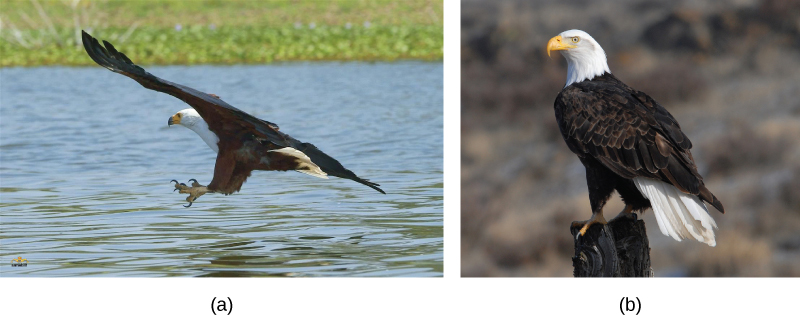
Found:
[547,29,611,87]
[167,108,220,153]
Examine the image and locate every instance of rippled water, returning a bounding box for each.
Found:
[0,62,442,277]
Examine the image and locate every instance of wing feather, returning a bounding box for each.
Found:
[554,74,723,212]
[82,30,287,147]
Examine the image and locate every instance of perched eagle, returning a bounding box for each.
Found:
[547,30,723,246]
[82,31,384,207]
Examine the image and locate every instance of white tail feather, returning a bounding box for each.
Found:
[633,177,717,246]
[269,147,328,179]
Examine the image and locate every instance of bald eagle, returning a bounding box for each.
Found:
[82,31,384,207]
[547,30,723,246]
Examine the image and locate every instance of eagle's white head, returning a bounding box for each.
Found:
[168,108,220,153]
[547,29,611,87]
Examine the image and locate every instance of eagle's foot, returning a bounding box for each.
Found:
[571,211,608,238]
[171,179,209,207]
[610,205,635,222]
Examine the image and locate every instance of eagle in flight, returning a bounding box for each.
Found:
[82,31,384,207]
[547,30,723,246]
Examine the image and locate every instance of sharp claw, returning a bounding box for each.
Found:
[188,178,197,183]
[184,202,192,208]
[174,188,179,192]
[171,180,179,184]
[180,183,187,187]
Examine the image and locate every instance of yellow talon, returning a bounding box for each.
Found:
[170,180,210,207]
[572,211,608,237]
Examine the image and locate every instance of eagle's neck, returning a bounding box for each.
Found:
[563,48,611,87]
[184,118,220,153]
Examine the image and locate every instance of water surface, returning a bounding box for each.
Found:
[0,62,443,277]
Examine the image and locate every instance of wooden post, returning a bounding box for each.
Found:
[571,213,653,277]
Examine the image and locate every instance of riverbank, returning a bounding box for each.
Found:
[0,0,443,66]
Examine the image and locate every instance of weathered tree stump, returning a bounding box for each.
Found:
[571,213,653,277]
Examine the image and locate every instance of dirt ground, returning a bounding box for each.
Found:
[461,0,800,277]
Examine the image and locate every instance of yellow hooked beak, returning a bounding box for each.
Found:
[547,35,576,57]
[168,113,181,126]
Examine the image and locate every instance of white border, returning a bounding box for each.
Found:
[4,278,795,315]
[443,0,461,279]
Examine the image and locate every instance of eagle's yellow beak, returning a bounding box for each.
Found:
[547,35,576,57]
[168,113,181,126]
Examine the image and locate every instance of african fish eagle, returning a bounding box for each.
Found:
[82,31,384,207]
[547,30,723,246]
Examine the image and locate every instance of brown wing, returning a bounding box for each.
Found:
[554,74,723,212]
[82,30,285,146]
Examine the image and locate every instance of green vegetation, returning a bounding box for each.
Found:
[0,0,443,66]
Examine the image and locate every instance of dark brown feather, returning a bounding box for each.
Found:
[207,147,238,194]
[554,73,723,213]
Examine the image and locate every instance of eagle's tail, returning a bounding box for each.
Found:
[633,177,717,246]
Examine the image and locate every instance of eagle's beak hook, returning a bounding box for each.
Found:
[547,35,573,58]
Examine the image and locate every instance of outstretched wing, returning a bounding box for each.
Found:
[82,30,287,147]
[555,74,723,212]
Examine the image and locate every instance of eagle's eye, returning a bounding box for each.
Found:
[571,37,580,43]
[177,113,182,118]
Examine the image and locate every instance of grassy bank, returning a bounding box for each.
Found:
[0,0,442,66]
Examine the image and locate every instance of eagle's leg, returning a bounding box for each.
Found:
[610,205,635,222]
[171,179,210,208]
[570,210,608,238]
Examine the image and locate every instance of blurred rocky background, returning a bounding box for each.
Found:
[461,0,800,277]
